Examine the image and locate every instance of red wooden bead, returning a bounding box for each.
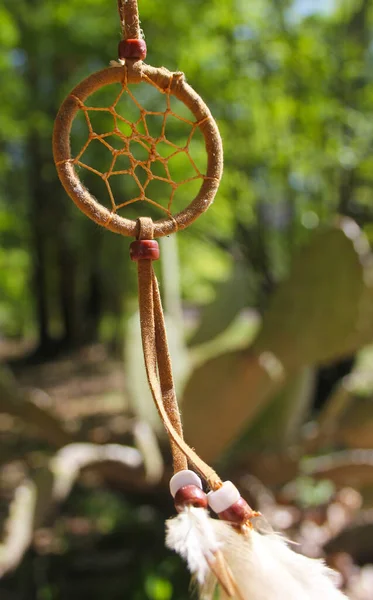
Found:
[174,484,208,513]
[130,240,159,261]
[118,39,147,61]
[218,497,256,525]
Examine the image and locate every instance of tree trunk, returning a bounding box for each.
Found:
[28,131,52,352]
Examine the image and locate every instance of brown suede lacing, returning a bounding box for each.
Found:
[135,217,222,488]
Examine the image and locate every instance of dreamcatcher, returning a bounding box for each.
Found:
[53,1,347,598]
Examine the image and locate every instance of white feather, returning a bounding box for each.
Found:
[165,507,221,585]
[204,520,347,600]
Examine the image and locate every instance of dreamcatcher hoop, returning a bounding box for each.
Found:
[53,62,223,238]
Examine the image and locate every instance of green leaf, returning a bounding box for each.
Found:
[125,310,188,429]
[145,576,173,600]
[124,311,161,431]
[303,450,373,487]
[243,366,316,450]
[253,220,373,370]
[182,349,281,462]
[0,7,19,47]
[188,262,250,347]
[338,397,373,449]
[182,220,373,462]
[160,235,190,394]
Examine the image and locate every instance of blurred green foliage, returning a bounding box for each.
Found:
[1,0,373,350]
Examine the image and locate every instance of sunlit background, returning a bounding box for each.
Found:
[1,0,373,598]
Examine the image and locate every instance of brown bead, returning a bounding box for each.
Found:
[174,485,208,513]
[218,497,256,525]
[118,39,147,61]
[130,240,159,261]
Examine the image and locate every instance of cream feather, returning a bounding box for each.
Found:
[166,510,347,599]
[203,520,347,600]
[165,506,221,585]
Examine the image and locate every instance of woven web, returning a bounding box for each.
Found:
[66,77,211,217]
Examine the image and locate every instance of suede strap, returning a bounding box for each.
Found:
[136,218,222,489]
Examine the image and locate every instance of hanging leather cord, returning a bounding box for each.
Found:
[117,0,142,40]
[152,270,187,472]
[134,218,222,489]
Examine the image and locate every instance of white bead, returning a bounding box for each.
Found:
[207,481,240,513]
[169,470,203,498]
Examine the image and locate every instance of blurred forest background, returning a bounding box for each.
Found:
[1,0,373,598]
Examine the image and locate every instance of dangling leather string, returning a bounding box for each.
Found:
[117,0,142,40]
[152,271,187,472]
[133,217,222,489]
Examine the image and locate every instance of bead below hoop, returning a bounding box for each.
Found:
[130,240,160,261]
